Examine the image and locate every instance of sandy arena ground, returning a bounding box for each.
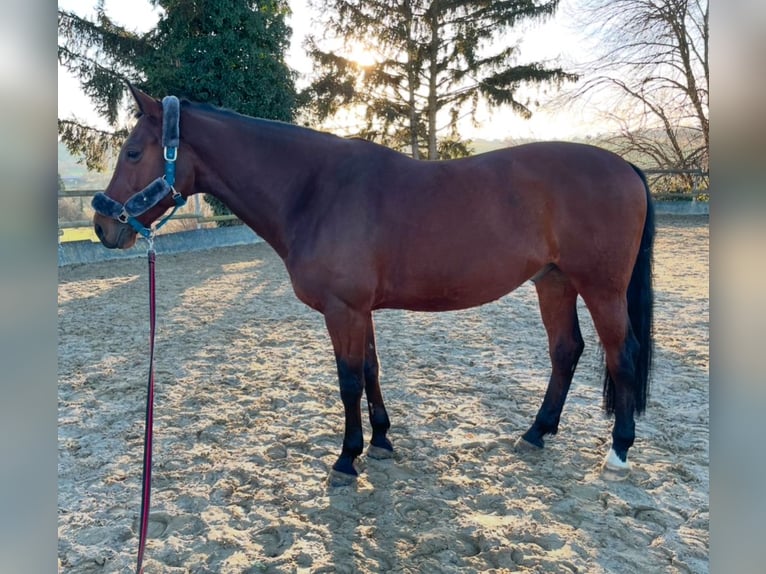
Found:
[58,214,709,573]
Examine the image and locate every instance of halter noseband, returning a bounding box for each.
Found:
[92,95,187,239]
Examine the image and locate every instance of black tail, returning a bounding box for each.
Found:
[603,163,655,415]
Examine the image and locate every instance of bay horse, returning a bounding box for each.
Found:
[93,86,654,484]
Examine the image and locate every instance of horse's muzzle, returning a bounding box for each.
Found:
[93,215,138,249]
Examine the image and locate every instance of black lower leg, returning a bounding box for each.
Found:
[523,335,583,448]
[363,329,392,452]
[609,334,639,463]
[333,358,364,476]
[522,383,571,447]
[611,417,635,463]
[367,402,392,451]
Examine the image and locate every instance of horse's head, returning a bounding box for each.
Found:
[93,85,193,249]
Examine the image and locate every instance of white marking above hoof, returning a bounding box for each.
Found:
[602,448,631,481]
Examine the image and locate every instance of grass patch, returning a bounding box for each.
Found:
[60,227,99,243]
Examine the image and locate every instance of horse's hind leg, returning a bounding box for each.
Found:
[581,291,640,479]
[519,268,584,449]
[363,315,393,458]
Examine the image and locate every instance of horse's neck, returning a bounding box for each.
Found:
[189,113,322,258]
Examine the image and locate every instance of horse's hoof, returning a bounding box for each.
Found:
[601,448,631,481]
[514,436,543,453]
[367,444,395,460]
[602,466,630,481]
[327,469,358,488]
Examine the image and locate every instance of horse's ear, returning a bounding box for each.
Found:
[127,83,162,119]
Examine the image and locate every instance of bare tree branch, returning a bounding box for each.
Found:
[563,0,708,173]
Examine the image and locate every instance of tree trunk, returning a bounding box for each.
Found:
[404,0,420,159]
[426,0,440,160]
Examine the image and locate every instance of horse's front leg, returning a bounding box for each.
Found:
[323,303,368,484]
[363,315,393,458]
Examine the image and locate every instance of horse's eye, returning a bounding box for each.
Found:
[126,149,142,161]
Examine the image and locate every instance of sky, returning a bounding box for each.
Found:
[57,0,600,141]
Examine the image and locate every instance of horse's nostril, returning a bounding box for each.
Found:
[94,223,104,241]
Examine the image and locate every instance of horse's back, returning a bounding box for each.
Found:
[382,141,646,229]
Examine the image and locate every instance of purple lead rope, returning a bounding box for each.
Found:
[137,248,157,573]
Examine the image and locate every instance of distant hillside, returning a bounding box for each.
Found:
[470,139,510,154]
[58,142,113,190]
[469,135,608,155]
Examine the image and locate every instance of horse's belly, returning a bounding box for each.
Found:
[378,291,515,312]
[375,263,534,312]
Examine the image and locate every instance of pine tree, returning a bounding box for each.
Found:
[58,0,297,223]
[304,0,575,159]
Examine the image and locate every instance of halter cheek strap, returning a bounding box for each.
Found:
[92,95,187,238]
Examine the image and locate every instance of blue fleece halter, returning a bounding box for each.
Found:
[92,95,187,239]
